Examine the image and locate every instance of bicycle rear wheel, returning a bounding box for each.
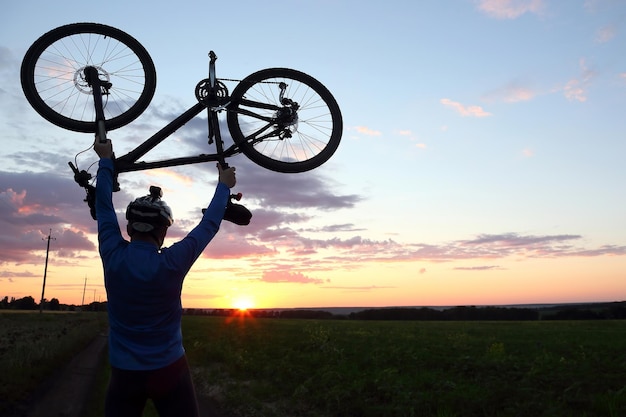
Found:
[20,23,156,133]
[227,68,342,173]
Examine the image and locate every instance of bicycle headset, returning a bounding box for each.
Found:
[126,186,174,234]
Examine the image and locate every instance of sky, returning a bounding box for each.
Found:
[1,0,626,310]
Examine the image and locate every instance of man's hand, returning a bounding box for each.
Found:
[94,136,113,159]
[218,164,236,188]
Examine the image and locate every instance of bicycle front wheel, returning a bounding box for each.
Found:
[20,23,156,133]
[227,68,342,173]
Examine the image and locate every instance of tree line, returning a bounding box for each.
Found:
[5,295,626,320]
[0,295,107,311]
[186,301,626,321]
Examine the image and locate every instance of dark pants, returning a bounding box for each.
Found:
[105,355,199,417]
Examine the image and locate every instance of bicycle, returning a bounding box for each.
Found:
[20,23,343,224]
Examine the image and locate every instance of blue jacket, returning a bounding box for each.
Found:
[96,158,229,370]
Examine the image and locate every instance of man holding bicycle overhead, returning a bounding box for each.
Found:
[94,137,236,417]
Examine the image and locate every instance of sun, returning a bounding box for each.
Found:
[233,297,254,312]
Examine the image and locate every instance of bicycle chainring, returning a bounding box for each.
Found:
[195,79,229,104]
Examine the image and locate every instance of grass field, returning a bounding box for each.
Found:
[0,311,108,416]
[181,316,626,417]
[4,312,626,416]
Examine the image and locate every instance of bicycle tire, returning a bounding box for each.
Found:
[20,23,156,133]
[227,68,342,173]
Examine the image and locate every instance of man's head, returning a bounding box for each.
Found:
[125,186,173,247]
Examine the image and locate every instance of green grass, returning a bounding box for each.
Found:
[182,317,626,417]
[8,313,626,416]
[0,311,108,415]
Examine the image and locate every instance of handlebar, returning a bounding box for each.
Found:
[68,161,92,187]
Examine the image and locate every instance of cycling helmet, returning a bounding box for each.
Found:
[126,186,174,233]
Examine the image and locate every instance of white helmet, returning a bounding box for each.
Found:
[125,186,173,233]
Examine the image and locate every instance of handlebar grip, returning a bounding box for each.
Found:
[68,161,79,174]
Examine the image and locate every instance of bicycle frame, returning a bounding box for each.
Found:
[105,51,235,174]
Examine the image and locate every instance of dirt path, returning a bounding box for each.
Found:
[23,332,233,417]
[26,332,108,417]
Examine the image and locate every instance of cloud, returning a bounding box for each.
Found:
[258,270,327,284]
[484,81,537,103]
[477,0,545,19]
[0,147,364,269]
[0,270,38,280]
[595,25,616,43]
[453,265,503,271]
[233,160,362,211]
[144,169,194,187]
[0,171,98,265]
[563,58,595,102]
[483,63,594,105]
[302,223,366,233]
[286,232,621,274]
[440,99,492,117]
[207,228,626,289]
[563,79,587,102]
[201,231,277,259]
[351,126,382,136]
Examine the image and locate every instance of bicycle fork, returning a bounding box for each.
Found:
[67,66,118,221]
[83,66,109,143]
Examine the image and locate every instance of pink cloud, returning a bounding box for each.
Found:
[595,25,616,43]
[484,82,537,103]
[440,98,492,117]
[259,270,326,284]
[563,59,595,102]
[477,0,544,19]
[352,126,382,136]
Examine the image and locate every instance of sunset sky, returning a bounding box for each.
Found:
[1,0,625,309]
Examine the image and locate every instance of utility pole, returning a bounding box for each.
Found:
[81,276,87,307]
[39,229,55,313]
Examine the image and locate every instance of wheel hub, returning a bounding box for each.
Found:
[74,66,110,94]
[275,107,298,138]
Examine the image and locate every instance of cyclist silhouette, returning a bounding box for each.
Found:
[94,137,236,417]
